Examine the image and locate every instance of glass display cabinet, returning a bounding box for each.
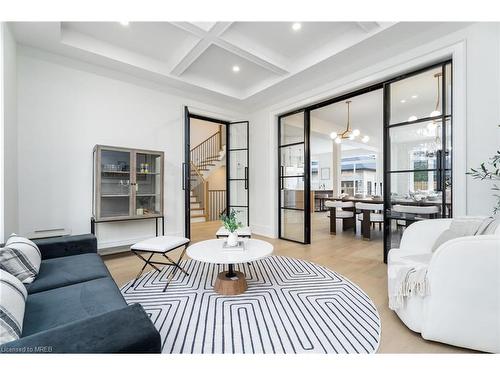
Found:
[92,145,164,222]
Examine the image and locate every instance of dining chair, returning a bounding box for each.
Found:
[355,202,384,240]
[325,200,355,235]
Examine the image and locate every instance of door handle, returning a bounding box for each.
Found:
[182,163,186,190]
[244,167,248,190]
[280,166,284,190]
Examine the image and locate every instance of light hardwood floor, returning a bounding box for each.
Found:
[103,213,472,353]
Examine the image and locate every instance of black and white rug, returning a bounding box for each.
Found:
[121,256,381,354]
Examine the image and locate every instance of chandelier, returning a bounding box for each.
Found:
[427,72,443,153]
[329,100,369,144]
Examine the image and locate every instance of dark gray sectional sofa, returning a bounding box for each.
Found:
[0,234,161,353]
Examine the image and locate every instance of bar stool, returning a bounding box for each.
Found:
[355,202,384,240]
[325,200,355,234]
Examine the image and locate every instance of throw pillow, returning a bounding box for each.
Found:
[0,269,28,344]
[0,234,41,283]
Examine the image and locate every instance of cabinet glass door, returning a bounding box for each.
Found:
[227,121,249,226]
[135,152,162,217]
[100,149,131,218]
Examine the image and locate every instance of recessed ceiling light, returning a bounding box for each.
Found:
[400,99,406,103]
[232,65,240,73]
[119,21,130,27]
[292,22,302,31]
[411,94,418,99]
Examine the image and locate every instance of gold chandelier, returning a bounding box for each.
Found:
[329,100,369,144]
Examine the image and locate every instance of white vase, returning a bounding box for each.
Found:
[227,232,238,247]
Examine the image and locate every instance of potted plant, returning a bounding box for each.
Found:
[468,127,500,215]
[220,209,242,247]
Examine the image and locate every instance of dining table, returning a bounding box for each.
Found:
[325,196,448,240]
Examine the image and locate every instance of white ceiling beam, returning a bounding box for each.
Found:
[171,39,212,76]
[170,21,288,77]
[356,22,380,33]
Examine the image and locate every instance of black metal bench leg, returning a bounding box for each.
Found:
[162,245,189,292]
[131,252,156,287]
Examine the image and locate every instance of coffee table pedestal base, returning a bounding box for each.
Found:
[214,270,247,295]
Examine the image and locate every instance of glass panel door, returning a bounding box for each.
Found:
[135,152,162,217]
[227,121,249,226]
[99,149,132,218]
[383,62,452,262]
[278,111,310,243]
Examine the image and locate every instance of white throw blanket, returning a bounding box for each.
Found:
[388,254,432,310]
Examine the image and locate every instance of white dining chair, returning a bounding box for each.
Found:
[324,200,355,234]
[355,202,384,240]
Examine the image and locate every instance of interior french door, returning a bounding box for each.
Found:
[278,110,311,244]
[183,106,191,238]
[184,108,250,238]
[227,121,250,227]
[383,61,452,262]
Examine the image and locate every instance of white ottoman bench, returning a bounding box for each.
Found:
[215,226,252,239]
[130,236,190,292]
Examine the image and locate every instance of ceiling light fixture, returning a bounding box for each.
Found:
[329,100,368,143]
[292,22,302,31]
[408,115,418,122]
[411,94,418,99]
[400,99,406,103]
[362,135,370,143]
[119,21,130,26]
[232,65,240,73]
[428,72,443,152]
[429,72,442,117]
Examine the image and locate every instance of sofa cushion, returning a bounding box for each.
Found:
[23,277,127,336]
[26,253,110,294]
[0,235,41,284]
[0,270,28,344]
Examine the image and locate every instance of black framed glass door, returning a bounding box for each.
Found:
[278,110,311,244]
[227,121,250,226]
[383,62,452,262]
[183,106,191,238]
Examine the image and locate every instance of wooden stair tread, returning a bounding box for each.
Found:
[190,213,208,218]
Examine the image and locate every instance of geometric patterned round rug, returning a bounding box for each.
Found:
[121,256,381,354]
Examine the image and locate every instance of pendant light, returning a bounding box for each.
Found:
[330,100,367,144]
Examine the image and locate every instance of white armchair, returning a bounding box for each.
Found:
[388,218,500,353]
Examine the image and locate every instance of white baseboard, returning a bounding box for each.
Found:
[250,224,276,239]
[97,231,183,251]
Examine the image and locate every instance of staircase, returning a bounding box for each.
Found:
[189,129,226,223]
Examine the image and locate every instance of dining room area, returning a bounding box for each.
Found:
[278,61,452,261]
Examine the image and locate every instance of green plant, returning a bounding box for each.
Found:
[468,127,500,214]
[220,209,242,233]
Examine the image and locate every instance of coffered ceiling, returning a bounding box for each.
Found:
[11,21,395,101]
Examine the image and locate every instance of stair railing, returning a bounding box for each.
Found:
[207,190,227,221]
[190,130,223,170]
[190,162,208,219]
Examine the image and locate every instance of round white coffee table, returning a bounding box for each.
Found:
[187,239,273,295]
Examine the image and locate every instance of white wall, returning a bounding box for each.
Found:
[1,23,18,242]
[190,118,221,149]
[16,49,243,250]
[248,22,500,238]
